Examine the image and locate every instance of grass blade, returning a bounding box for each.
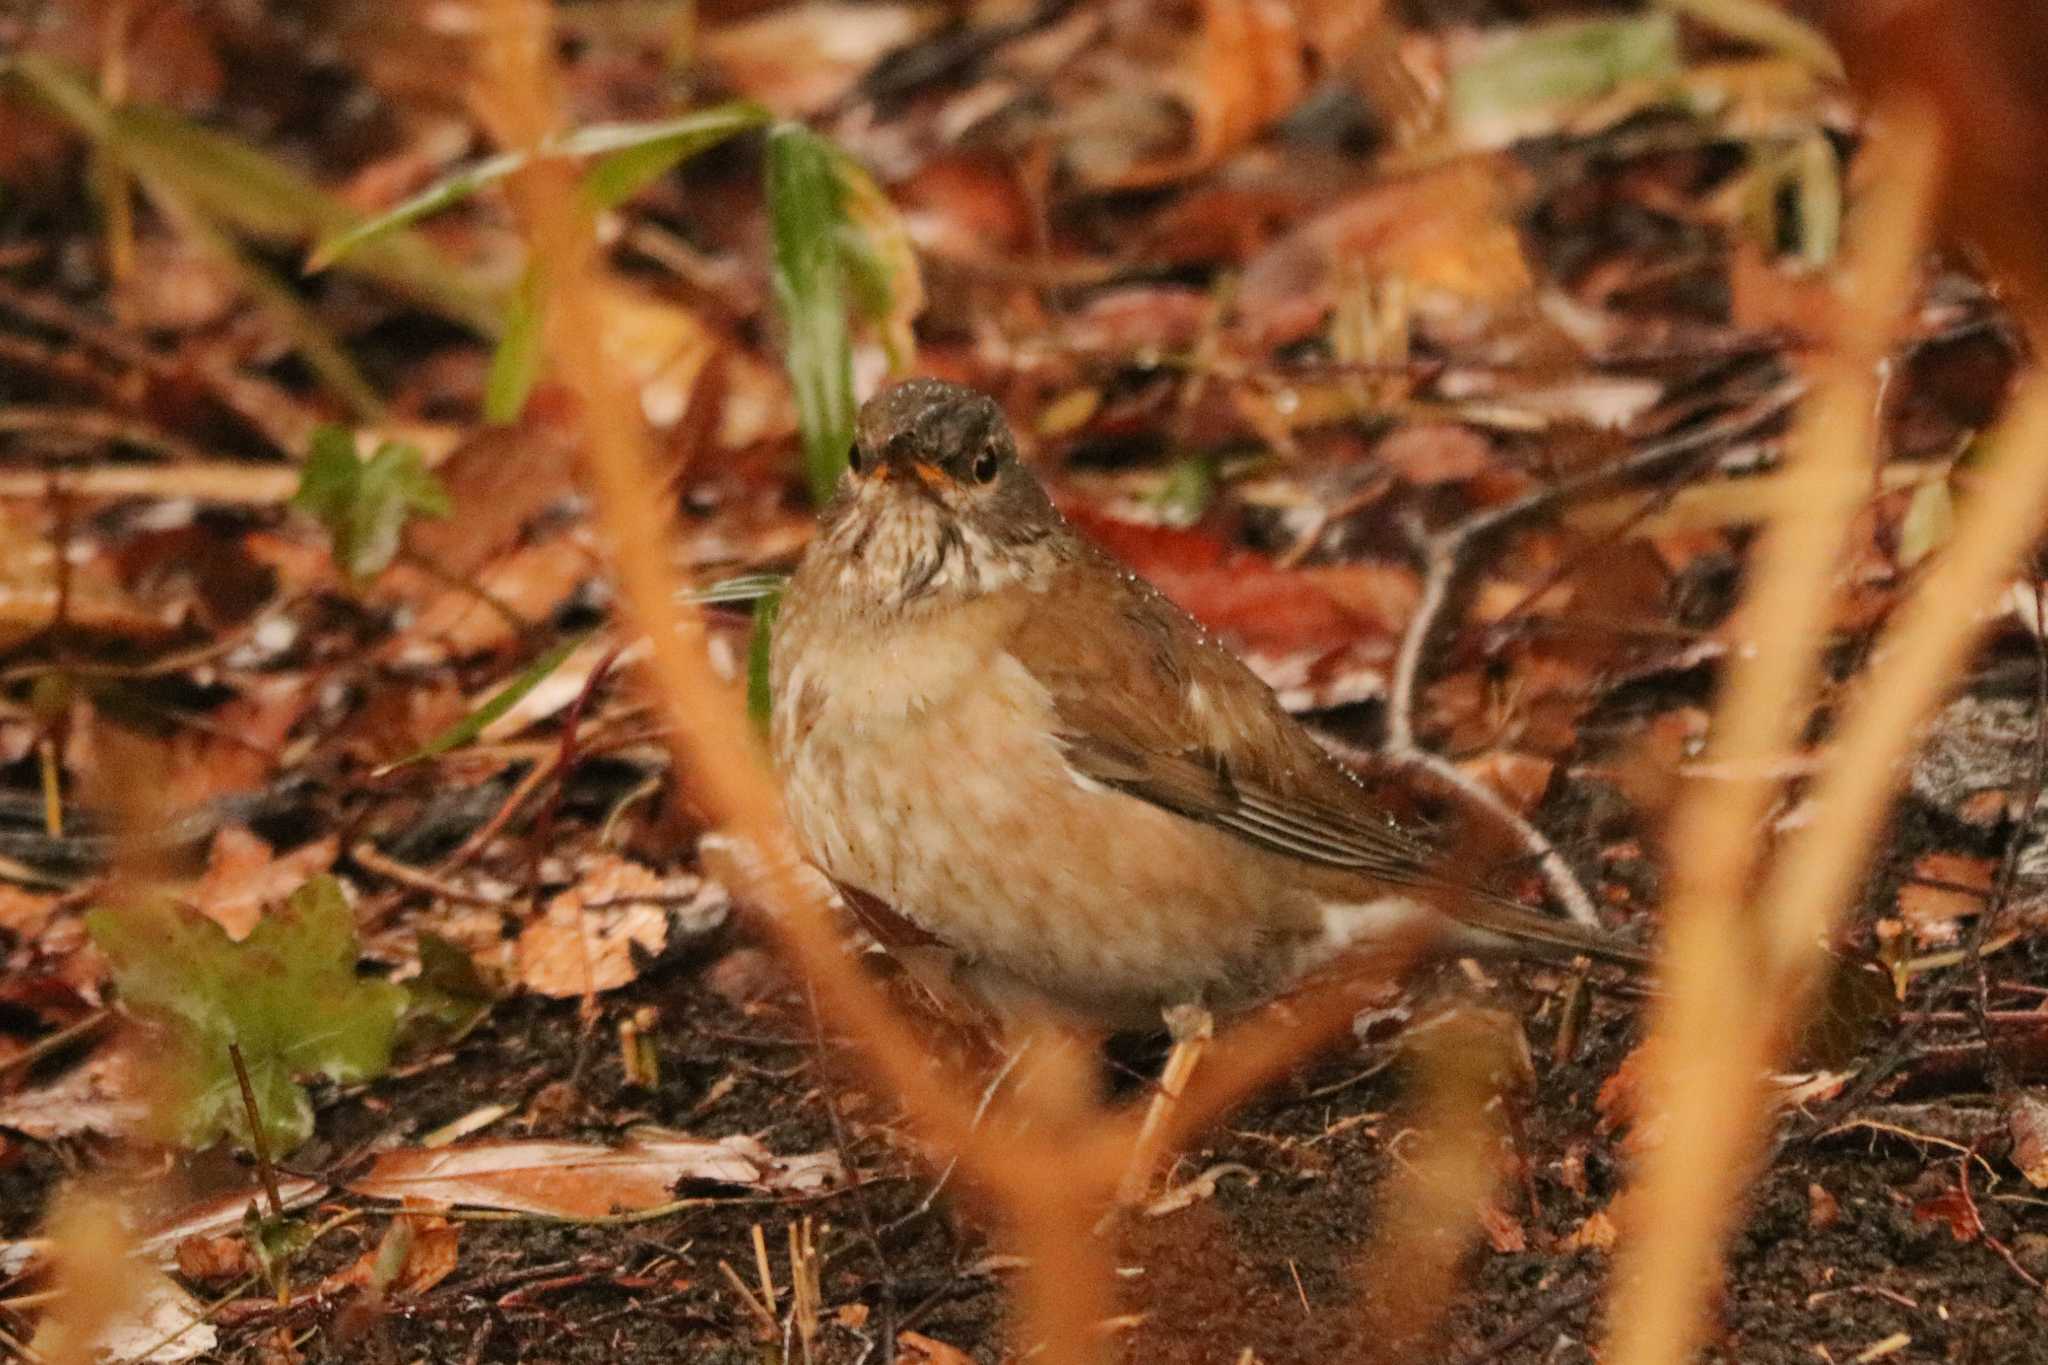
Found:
[767,123,857,505]
[4,54,502,335]
[747,590,783,735]
[685,572,789,607]
[484,265,548,423]
[376,634,588,774]
[310,102,770,267]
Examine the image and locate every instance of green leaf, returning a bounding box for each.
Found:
[86,877,406,1152]
[575,103,773,210]
[3,55,501,336]
[243,1202,316,1301]
[684,571,789,607]
[376,633,587,774]
[484,264,548,423]
[1897,474,1955,570]
[1450,14,1682,133]
[1151,452,1219,527]
[309,102,770,268]
[767,124,858,506]
[747,589,783,735]
[290,427,452,583]
[402,930,498,1045]
[304,151,522,272]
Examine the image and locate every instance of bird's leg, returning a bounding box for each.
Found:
[1117,1003,1214,1206]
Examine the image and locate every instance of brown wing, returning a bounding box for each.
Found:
[1004,553,1653,972]
[1005,555,1440,886]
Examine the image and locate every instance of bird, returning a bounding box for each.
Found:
[767,378,1647,1180]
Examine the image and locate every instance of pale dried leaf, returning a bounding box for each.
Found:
[348,1132,840,1216]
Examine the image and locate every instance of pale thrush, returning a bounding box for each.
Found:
[769,379,1647,1042]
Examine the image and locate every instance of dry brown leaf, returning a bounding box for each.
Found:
[1084,0,1308,190]
[516,857,726,998]
[1897,852,1995,938]
[0,885,59,940]
[1237,158,1533,348]
[2008,1092,2048,1189]
[1373,422,1497,486]
[173,1235,252,1286]
[347,1133,840,1216]
[0,1043,150,1141]
[1561,1207,1619,1253]
[896,1330,977,1365]
[326,1211,460,1297]
[703,3,941,115]
[190,829,339,940]
[1458,751,1555,815]
[387,537,598,662]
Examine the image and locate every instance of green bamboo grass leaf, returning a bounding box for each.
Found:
[2,54,502,336]
[484,265,548,423]
[767,124,858,506]
[685,572,789,607]
[376,633,587,774]
[163,193,385,419]
[576,102,772,209]
[304,151,521,273]
[309,102,770,268]
[86,877,405,1152]
[1450,14,1682,133]
[747,589,784,734]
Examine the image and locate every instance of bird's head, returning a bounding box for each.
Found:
[814,379,1068,612]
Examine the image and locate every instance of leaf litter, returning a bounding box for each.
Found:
[0,1,2046,1362]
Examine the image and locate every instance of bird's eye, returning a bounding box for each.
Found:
[847,443,865,475]
[971,449,1000,484]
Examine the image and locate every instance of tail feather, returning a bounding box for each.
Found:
[1447,893,1654,973]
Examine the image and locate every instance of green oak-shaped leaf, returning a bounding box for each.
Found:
[86,876,405,1152]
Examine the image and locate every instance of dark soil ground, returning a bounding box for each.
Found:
[6,3,2048,1362]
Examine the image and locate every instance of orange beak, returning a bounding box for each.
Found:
[910,461,950,492]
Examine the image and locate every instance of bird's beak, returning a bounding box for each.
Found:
[910,461,950,493]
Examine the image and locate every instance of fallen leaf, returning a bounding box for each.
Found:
[704,3,941,115]
[1237,158,1533,348]
[86,1268,218,1364]
[896,1330,977,1365]
[348,1132,841,1216]
[134,1179,329,1265]
[2008,1092,2048,1189]
[0,1042,150,1140]
[515,857,728,998]
[175,1235,253,1285]
[191,829,340,940]
[1373,423,1498,485]
[1897,853,1995,936]
[1560,1207,1618,1253]
[1911,1185,1981,1242]
[1807,1181,1841,1231]
[325,1210,459,1297]
[86,877,405,1151]
[1458,751,1555,814]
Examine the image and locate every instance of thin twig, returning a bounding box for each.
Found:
[226,1042,286,1221]
[1378,376,1807,925]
